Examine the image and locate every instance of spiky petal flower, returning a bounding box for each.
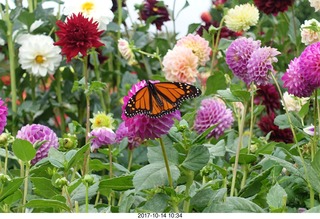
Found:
[89,127,116,151]
[62,0,114,30]
[18,35,62,77]
[16,124,59,165]
[163,46,199,84]
[90,111,115,129]
[121,81,181,146]
[0,98,8,134]
[176,34,211,66]
[309,0,320,12]
[225,37,261,84]
[282,57,315,97]
[301,19,320,45]
[258,112,293,143]
[194,98,234,139]
[224,3,259,32]
[247,46,280,85]
[139,0,170,30]
[254,84,280,114]
[253,0,294,15]
[54,13,104,62]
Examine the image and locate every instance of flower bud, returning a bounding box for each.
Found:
[83,174,95,186]
[55,177,69,188]
[0,133,9,146]
[0,173,12,184]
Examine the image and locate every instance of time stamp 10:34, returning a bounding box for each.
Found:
[137,213,183,218]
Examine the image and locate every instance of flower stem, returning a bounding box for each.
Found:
[182,169,194,213]
[159,137,173,188]
[116,0,123,89]
[311,90,318,161]
[4,144,8,175]
[109,144,113,178]
[22,162,30,213]
[127,149,133,171]
[55,70,66,135]
[85,182,89,213]
[210,17,225,74]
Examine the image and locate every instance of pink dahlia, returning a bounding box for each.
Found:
[254,0,294,16]
[16,124,59,165]
[115,122,143,150]
[176,34,211,66]
[163,46,199,84]
[89,127,116,151]
[282,57,315,97]
[194,98,234,139]
[299,42,320,88]
[254,84,280,114]
[225,37,261,84]
[0,98,8,134]
[247,46,280,85]
[121,80,181,144]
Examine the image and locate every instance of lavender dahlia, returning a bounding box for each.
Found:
[194,98,234,139]
[16,124,59,165]
[0,98,8,134]
[89,127,116,151]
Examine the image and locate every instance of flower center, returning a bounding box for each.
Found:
[35,55,45,64]
[82,2,94,14]
[153,7,158,12]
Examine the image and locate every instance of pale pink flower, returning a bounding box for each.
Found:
[176,34,211,66]
[163,46,199,84]
[300,19,320,45]
[118,38,136,65]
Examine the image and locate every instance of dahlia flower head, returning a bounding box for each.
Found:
[16,124,59,165]
[139,0,170,30]
[224,3,259,32]
[176,34,211,66]
[18,34,62,77]
[281,91,309,112]
[309,0,320,12]
[90,111,115,129]
[282,57,315,97]
[163,46,199,84]
[0,98,8,134]
[301,19,320,45]
[89,127,116,151]
[118,38,136,65]
[121,80,181,146]
[253,0,294,15]
[254,84,280,114]
[62,0,114,31]
[194,98,234,139]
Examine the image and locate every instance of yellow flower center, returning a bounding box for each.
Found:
[82,2,94,14]
[35,55,45,64]
[153,7,158,12]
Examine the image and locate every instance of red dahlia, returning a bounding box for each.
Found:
[139,0,170,30]
[254,84,280,114]
[54,13,104,62]
[253,0,294,15]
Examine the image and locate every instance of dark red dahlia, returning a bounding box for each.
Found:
[111,0,126,12]
[139,0,170,30]
[54,13,104,62]
[253,0,294,16]
[254,84,280,114]
[258,112,293,143]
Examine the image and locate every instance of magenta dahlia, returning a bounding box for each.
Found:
[225,37,261,84]
[139,0,170,30]
[194,98,234,139]
[0,98,8,134]
[89,127,116,151]
[16,124,59,165]
[254,84,280,114]
[254,0,294,16]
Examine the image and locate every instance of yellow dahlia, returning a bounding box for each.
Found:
[90,111,115,129]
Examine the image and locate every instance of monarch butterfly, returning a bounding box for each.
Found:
[124,80,202,118]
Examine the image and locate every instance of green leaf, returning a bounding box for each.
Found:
[217,89,241,102]
[89,81,107,93]
[99,175,134,191]
[205,73,227,95]
[229,154,257,164]
[12,139,36,162]
[0,178,24,203]
[66,144,89,170]
[24,199,71,212]
[261,154,302,177]
[133,163,180,191]
[18,11,35,29]
[30,177,60,199]
[147,140,179,165]
[0,148,18,160]
[181,145,210,171]
[140,193,169,212]
[307,205,320,213]
[298,101,310,119]
[225,197,265,213]
[191,188,227,212]
[187,23,201,34]
[204,140,226,158]
[47,147,66,168]
[274,114,301,129]
[69,175,100,204]
[311,150,320,174]
[192,125,216,145]
[266,183,287,212]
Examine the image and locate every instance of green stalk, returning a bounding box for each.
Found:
[116,0,123,88]
[311,90,318,161]
[109,144,113,178]
[127,149,133,171]
[22,162,30,213]
[209,17,225,74]
[4,144,8,175]
[271,73,314,208]
[27,0,33,12]
[85,183,89,213]
[182,170,194,213]
[55,70,66,135]
[159,137,173,188]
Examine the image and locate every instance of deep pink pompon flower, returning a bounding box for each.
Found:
[0,98,8,134]
[225,37,261,84]
[16,124,59,165]
[89,127,116,151]
[194,98,234,139]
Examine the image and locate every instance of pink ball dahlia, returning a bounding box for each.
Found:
[282,57,315,97]
[194,98,234,139]
[225,37,261,84]
[89,127,116,151]
[16,124,59,165]
[0,98,8,134]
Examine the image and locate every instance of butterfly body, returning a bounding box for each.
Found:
[124,80,202,118]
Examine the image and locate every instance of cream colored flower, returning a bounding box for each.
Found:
[118,38,136,65]
[63,0,114,30]
[176,34,211,66]
[18,35,62,77]
[224,3,259,32]
[281,91,309,112]
[301,19,320,45]
[309,0,320,11]
[163,46,199,84]
[90,111,115,130]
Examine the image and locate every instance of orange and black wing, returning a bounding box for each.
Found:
[124,86,152,118]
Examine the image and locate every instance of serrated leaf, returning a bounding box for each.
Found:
[99,175,133,191]
[30,177,60,198]
[24,199,70,212]
[266,183,287,212]
[133,163,180,191]
[181,145,210,171]
[66,144,89,170]
[140,193,169,212]
[12,139,36,162]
